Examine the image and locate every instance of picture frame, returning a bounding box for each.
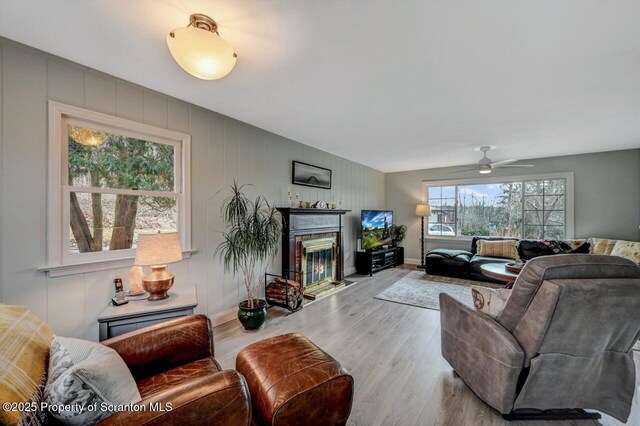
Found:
[292,161,332,189]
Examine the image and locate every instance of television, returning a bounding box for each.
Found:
[361,210,393,250]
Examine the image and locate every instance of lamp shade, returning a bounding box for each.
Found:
[415,204,431,217]
[167,26,237,80]
[134,232,183,266]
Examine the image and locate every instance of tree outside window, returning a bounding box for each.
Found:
[67,124,179,254]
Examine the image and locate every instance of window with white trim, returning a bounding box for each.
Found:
[48,102,191,267]
[424,173,573,240]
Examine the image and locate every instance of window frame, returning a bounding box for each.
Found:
[46,101,192,274]
[422,172,574,240]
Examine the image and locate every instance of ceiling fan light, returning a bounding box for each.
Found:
[479,165,492,174]
[167,14,237,80]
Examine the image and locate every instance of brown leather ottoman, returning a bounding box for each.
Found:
[236,333,354,426]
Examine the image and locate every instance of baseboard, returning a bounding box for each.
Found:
[209,306,237,327]
[404,258,421,265]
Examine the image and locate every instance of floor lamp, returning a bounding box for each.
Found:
[415,204,431,269]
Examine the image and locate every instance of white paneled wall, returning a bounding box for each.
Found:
[0,39,385,341]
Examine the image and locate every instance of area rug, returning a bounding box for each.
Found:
[374,271,500,311]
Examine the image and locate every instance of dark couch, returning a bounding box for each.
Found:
[425,237,590,282]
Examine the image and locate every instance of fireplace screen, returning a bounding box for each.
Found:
[301,237,337,287]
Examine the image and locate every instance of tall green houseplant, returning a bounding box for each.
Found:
[215,182,282,329]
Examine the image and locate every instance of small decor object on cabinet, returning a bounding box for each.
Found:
[390,224,408,247]
[126,266,146,296]
[314,200,327,209]
[112,278,128,306]
[292,161,332,189]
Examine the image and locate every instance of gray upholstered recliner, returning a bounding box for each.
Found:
[439,254,640,422]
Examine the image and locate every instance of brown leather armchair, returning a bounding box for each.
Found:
[98,314,251,426]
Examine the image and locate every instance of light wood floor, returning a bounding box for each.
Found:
[213,266,640,426]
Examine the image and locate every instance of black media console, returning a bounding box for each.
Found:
[355,246,404,276]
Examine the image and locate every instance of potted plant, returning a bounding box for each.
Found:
[390,224,407,247]
[215,182,282,330]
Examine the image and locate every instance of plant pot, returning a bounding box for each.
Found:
[237,299,268,330]
[392,239,401,247]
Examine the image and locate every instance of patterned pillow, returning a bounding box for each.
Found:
[0,304,52,426]
[588,237,618,255]
[610,240,640,265]
[44,336,141,425]
[471,286,511,319]
[476,239,519,260]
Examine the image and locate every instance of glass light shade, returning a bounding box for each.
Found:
[415,204,431,217]
[167,26,237,80]
[479,165,492,174]
[135,232,183,266]
[69,127,108,146]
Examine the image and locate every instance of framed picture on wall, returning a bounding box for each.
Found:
[292,161,332,189]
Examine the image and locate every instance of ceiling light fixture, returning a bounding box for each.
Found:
[167,13,237,80]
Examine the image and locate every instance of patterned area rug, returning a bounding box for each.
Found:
[374,271,501,311]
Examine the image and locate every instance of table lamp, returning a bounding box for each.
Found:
[134,232,182,301]
[415,204,431,269]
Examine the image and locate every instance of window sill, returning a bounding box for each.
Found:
[40,249,198,278]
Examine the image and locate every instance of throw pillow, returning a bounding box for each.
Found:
[471,286,511,319]
[610,240,640,265]
[476,239,519,260]
[588,237,618,256]
[45,335,141,426]
[0,304,53,426]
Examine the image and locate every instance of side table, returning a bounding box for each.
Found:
[97,285,198,341]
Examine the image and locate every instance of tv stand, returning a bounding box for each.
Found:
[356,246,404,276]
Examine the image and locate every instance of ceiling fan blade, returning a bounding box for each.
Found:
[451,168,480,173]
[494,164,534,168]
[490,159,518,166]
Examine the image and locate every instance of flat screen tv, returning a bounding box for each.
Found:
[361,210,393,250]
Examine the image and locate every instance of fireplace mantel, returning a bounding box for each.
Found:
[276,208,351,215]
[276,208,351,284]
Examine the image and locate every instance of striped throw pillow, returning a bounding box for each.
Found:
[476,239,519,260]
[0,304,52,426]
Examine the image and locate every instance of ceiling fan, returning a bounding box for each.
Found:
[457,146,534,174]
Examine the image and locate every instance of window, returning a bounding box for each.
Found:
[424,173,573,240]
[47,102,191,269]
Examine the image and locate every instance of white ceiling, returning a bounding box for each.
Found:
[1,0,640,172]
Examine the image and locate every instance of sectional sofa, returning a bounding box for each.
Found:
[424,236,593,282]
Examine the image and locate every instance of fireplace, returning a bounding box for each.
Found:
[301,237,336,286]
[277,208,350,301]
